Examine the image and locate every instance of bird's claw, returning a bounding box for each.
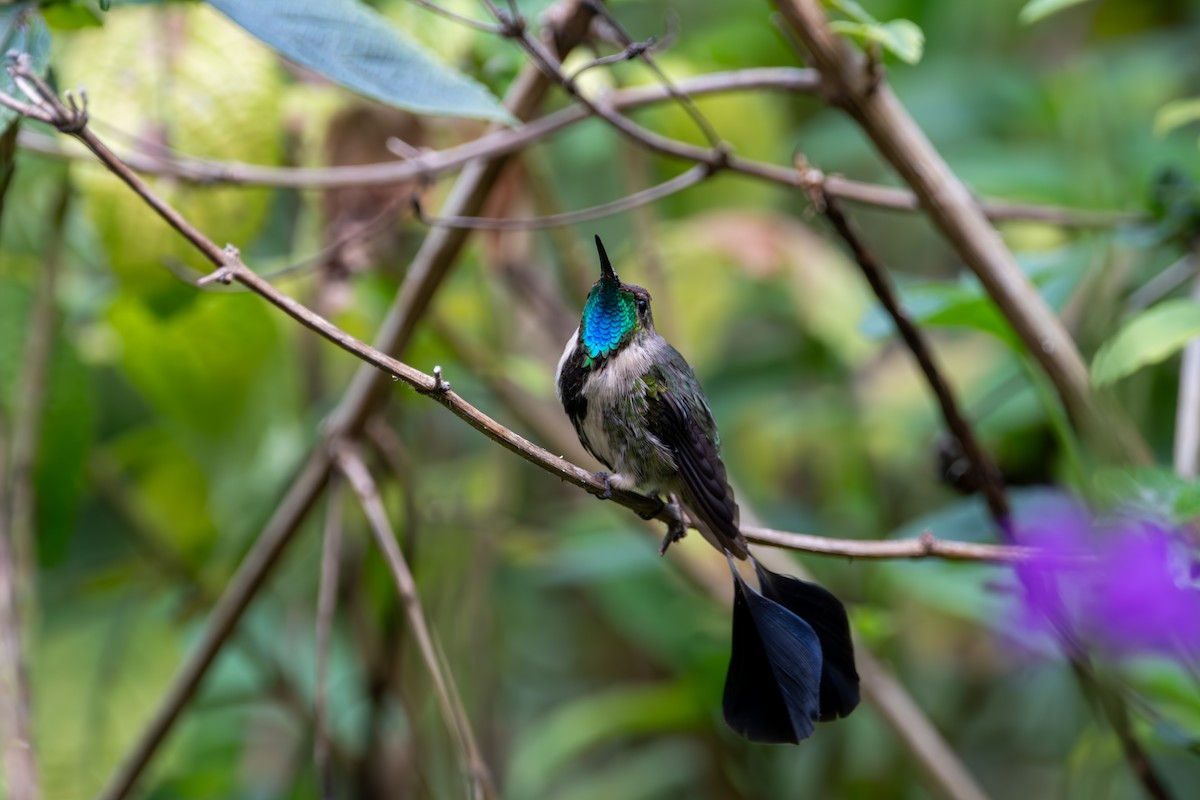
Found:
[658,502,687,556]
[595,472,614,500]
[636,492,666,520]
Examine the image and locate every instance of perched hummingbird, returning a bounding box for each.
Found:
[556,236,860,743]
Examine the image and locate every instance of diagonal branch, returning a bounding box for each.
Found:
[314,477,344,800]
[806,179,1010,527]
[771,0,1149,464]
[336,445,496,800]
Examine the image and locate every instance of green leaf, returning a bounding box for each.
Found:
[859,282,1020,347]
[829,18,924,64]
[0,5,52,130]
[826,0,876,24]
[41,2,104,30]
[1018,0,1096,25]
[1155,98,1200,139]
[1091,299,1200,387]
[205,0,514,123]
[826,0,924,64]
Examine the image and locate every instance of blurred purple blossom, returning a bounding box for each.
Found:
[1013,501,1200,658]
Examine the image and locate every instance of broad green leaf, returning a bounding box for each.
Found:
[205,0,514,123]
[1018,0,1096,25]
[0,5,52,130]
[829,18,924,64]
[1091,299,1200,386]
[1155,98,1200,138]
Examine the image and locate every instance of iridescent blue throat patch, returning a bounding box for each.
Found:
[581,283,637,361]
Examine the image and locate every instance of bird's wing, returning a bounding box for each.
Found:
[643,356,746,558]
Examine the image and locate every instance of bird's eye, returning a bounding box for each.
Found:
[636,297,648,314]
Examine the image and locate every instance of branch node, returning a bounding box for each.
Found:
[794,154,827,211]
[658,501,688,556]
[917,530,937,555]
[707,142,732,173]
[499,12,527,39]
[863,45,885,97]
[6,53,88,132]
[431,365,450,393]
[197,244,242,286]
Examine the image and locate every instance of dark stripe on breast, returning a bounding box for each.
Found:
[557,343,590,429]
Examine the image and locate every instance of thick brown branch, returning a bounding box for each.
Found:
[772,0,1149,464]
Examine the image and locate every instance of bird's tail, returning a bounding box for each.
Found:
[722,556,860,744]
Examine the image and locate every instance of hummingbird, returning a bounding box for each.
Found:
[556,235,860,743]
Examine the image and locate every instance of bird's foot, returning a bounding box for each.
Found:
[594,472,614,500]
[636,492,666,520]
[658,502,688,556]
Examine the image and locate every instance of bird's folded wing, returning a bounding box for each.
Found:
[643,368,745,557]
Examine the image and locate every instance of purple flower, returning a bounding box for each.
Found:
[1013,502,1200,658]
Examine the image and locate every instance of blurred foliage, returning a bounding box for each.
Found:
[2,0,1200,798]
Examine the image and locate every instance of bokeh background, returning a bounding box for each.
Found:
[3,0,1200,797]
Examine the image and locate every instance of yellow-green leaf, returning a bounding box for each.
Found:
[828,18,924,64]
[1155,98,1200,138]
[1019,0,1096,25]
[1091,299,1200,387]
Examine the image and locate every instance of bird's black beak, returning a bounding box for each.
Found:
[595,235,619,286]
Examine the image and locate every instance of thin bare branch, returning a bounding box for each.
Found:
[823,173,1140,228]
[403,0,507,34]
[807,178,1010,527]
[14,69,817,188]
[314,478,345,800]
[9,177,69,601]
[415,162,710,230]
[569,34,661,80]
[10,77,1132,230]
[584,3,723,149]
[744,527,1032,563]
[365,417,419,560]
[336,445,495,800]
